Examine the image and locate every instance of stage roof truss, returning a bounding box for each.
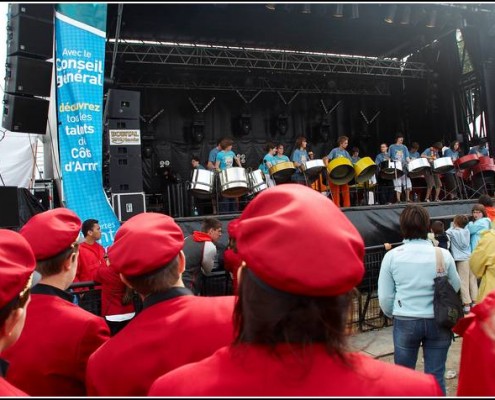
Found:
[106,40,431,80]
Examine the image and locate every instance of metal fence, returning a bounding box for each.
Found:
[68,244,393,333]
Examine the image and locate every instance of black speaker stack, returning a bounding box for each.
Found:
[2,4,54,134]
[104,89,146,221]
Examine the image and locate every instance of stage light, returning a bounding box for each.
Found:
[192,122,205,143]
[333,4,344,18]
[384,4,397,24]
[277,114,289,135]
[265,3,275,11]
[301,4,311,14]
[426,9,437,28]
[240,114,251,135]
[400,6,411,25]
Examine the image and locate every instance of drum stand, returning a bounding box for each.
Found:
[458,167,488,199]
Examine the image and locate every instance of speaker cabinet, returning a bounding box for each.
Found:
[112,192,146,222]
[108,150,144,193]
[9,4,54,22]
[2,94,49,134]
[5,56,52,97]
[0,186,20,228]
[7,13,54,59]
[106,89,140,119]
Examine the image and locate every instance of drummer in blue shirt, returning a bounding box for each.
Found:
[323,135,352,208]
[421,142,443,202]
[290,136,310,184]
[469,137,489,157]
[215,138,242,213]
[375,143,394,205]
[389,133,412,203]
[274,143,290,163]
[443,140,461,200]
[258,142,277,187]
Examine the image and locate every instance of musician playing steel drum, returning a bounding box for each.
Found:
[389,133,412,203]
[323,135,352,208]
[443,140,461,200]
[421,141,443,202]
[375,143,394,205]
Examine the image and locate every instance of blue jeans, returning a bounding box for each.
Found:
[393,318,452,394]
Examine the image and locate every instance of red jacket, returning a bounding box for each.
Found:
[86,289,235,396]
[1,285,110,396]
[0,360,27,397]
[453,289,495,396]
[149,344,442,396]
[93,263,135,317]
[75,242,106,283]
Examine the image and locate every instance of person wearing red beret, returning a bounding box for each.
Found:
[148,184,442,396]
[85,212,235,396]
[182,217,223,295]
[2,208,110,396]
[0,230,39,396]
[453,289,495,396]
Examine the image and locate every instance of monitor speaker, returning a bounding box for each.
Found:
[9,4,54,22]
[5,56,52,97]
[2,94,49,134]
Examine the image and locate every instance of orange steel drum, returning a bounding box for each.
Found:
[455,154,479,170]
[472,156,495,175]
[327,157,355,185]
[353,157,376,184]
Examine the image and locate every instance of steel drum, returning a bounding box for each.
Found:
[407,158,430,179]
[455,154,479,170]
[433,157,455,174]
[379,160,404,180]
[247,169,267,195]
[472,156,495,176]
[353,156,376,184]
[219,167,249,198]
[301,159,326,183]
[269,161,295,185]
[327,157,355,185]
[189,169,215,199]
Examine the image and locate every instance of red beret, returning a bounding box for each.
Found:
[20,208,82,260]
[0,229,37,309]
[236,184,365,296]
[227,218,240,238]
[108,212,184,278]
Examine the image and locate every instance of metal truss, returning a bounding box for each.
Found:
[107,40,430,80]
[115,74,391,96]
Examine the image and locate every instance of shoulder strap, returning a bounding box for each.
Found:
[435,247,445,275]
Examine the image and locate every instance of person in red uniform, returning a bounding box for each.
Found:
[2,208,110,396]
[75,218,106,283]
[223,218,242,294]
[149,184,443,396]
[0,230,40,396]
[85,212,235,396]
[453,288,495,396]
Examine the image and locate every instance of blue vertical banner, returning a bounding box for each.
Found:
[55,4,120,248]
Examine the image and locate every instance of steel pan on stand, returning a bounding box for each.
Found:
[455,154,479,170]
[433,157,455,174]
[301,159,326,184]
[189,169,215,199]
[379,160,404,180]
[407,158,430,179]
[219,167,249,198]
[353,157,376,184]
[247,169,267,195]
[327,157,355,185]
[269,161,295,185]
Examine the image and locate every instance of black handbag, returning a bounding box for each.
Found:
[433,247,464,329]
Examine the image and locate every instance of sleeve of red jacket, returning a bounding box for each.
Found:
[223,248,242,274]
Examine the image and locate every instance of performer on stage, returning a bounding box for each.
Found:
[375,143,394,205]
[274,143,290,163]
[351,147,361,164]
[215,138,242,213]
[389,133,412,203]
[207,138,224,170]
[191,155,206,170]
[290,136,310,184]
[469,137,489,157]
[258,142,277,187]
[443,140,461,200]
[323,135,352,208]
[421,142,443,202]
[409,142,421,160]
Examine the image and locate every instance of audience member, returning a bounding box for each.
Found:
[453,288,495,395]
[149,185,442,396]
[223,218,242,294]
[446,215,477,313]
[378,205,460,394]
[467,204,491,252]
[2,209,110,396]
[428,220,450,250]
[469,226,495,303]
[75,219,106,283]
[86,213,234,396]
[478,194,495,223]
[0,230,39,396]
[182,217,223,295]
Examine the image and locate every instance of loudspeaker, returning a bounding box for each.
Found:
[0,186,20,228]
[106,89,140,119]
[9,4,54,22]
[112,192,146,222]
[5,56,52,97]
[2,94,49,134]
[7,13,54,60]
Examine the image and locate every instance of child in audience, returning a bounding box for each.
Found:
[428,220,450,250]
[446,215,477,314]
[467,204,491,252]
